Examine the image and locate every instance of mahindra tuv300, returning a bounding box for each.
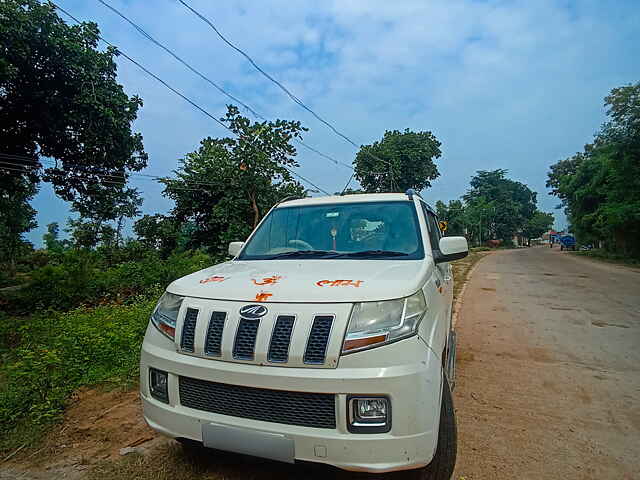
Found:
[140,191,469,479]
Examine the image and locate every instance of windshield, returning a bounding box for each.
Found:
[238,200,424,260]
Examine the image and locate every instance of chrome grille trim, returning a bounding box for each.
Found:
[304,315,334,364]
[232,318,260,360]
[204,311,226,357]
[180,308,198,352]
[267,315,295,363]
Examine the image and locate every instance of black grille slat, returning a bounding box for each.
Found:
[180,308,198,352]
[204,311,226,356]
[304,315,333,364]
[179,376,336,429]
[267,315,295,363]
[233,318,260,360]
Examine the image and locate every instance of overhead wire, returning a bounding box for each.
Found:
[177,0,396,188]
[95,0,353,172]
[40,2,333,196]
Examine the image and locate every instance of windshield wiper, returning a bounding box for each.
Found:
[267,250,340,259]
[337,250,410,258]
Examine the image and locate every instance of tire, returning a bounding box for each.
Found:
[388,376,457,480]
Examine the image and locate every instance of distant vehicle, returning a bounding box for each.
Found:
[140,190,469,478]
[580,244,593,251]
[559,235,576,251]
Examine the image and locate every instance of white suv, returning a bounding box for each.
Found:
[140,191,468,479]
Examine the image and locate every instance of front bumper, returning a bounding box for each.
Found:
[140,325,443,473]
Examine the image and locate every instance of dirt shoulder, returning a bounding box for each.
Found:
[452,247,640,479]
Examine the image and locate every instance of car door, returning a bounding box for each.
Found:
[422,204,453,325]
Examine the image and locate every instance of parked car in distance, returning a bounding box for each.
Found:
[140,190,468,479]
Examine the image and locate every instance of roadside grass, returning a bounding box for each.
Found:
[452,249,491,302]
[571,248,640,267]
[0,295,159,454]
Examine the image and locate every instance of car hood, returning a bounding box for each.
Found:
[167,259,432,303]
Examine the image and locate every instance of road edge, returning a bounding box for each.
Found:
[452,252,492,329]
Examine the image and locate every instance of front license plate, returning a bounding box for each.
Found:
[201,423,295,464]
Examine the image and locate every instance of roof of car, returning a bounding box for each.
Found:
[277,192,437,214]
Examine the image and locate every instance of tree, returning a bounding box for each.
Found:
[353,129,441,193]
[547,82,640,256]
[134,214,180,257]
[0,176,37,274]
[162,106,305,255]
[522,211,555,244]
[42,222,66,253]
[0,0,147,251]
[435,200,466,236]
[463,170,537,244]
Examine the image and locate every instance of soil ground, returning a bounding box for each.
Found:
[3,246,638,479]
[452,246,640,479]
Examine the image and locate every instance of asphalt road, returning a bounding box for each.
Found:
[452,247,640,479]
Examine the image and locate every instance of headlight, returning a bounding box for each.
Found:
[150,292,184,340]
[342,290,426,354]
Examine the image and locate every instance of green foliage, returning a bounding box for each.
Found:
[134,214,179,257]
[354,129,441,193]
[163,105,305,255]
[0,298,157,443]
[522,211,555,241]
[547,82,640,257]
[0,176,37,275]
[3,249,213,314]
[435,200,466,236]
[463,169,537,243]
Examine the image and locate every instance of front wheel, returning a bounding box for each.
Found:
[391,376,457,480]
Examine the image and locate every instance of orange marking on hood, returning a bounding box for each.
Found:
[254,292,273,302]
[199,275,226,284]
[316,279,363,287]
[252,275,282,286]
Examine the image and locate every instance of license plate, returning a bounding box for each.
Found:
[201,423,295,464]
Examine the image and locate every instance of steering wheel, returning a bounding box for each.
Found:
[288,239,314,250]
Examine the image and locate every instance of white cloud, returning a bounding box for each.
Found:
[27,0,640,242]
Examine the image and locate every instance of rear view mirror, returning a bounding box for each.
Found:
[228,242,244,257]
[435,237,468,263]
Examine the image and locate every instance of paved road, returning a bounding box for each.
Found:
[452,247,640,479]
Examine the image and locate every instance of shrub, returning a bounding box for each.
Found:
[0,296,158,441]
[3,249,216,315]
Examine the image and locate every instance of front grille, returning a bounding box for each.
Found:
[233,318,260,360]
[179,376,336,429]
[204,311,226,356]
[267,315,295,363]
[180,308,198,352]
[304,315,333,364]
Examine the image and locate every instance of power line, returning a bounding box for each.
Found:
[44,2,332,196]
[95,0,353,172]
[177,0,395,183]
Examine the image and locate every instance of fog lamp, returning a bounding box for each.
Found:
[348,396,391,433]
[149,368,169,403]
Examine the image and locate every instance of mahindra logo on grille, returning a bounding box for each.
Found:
[239,304,268,319]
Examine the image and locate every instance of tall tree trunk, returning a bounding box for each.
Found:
[249,192,260,229]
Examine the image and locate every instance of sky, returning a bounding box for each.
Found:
[27,0,640,245]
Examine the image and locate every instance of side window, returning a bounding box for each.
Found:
[421,203,441,253]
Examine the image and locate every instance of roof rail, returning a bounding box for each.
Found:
[275,195,303,206]
[405,188,422,200]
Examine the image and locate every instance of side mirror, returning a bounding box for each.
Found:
[228,241,244,257]
[435,236,469,263]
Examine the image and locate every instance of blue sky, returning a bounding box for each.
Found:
[27,0,640,245]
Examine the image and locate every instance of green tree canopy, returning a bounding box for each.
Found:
[463,169,537,243]
[435,200,466,236]
[547,82,640,255]
[0,0,147,256]
[353,129,441,193]
[522,211,555,241]
[162,106,305,255]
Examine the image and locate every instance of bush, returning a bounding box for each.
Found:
[2,249,216,315]
[0,296,158,442]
